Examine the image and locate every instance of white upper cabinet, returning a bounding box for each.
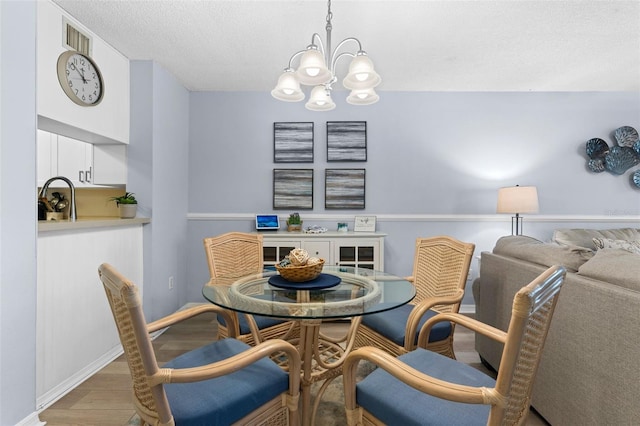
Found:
[38,130,127,187]
[37,1,130,145]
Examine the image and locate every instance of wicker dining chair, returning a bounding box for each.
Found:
[98,263,301,426]
[203,232,299,345]
[344,265,566,426]
[355,236,475,358]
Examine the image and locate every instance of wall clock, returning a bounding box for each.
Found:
[56,50,104,107]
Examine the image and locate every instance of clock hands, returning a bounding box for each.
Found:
[69,63,88,84]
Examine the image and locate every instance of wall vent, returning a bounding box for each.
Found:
[63,18,91,56]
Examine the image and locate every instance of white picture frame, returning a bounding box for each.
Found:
[354,215,376,232]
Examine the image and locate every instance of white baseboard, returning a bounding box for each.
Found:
[35,303,205,413]
[16,412,46,426]
[36,344,124,411]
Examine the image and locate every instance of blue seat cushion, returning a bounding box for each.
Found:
[217,313,286,335]
[163,338,289,425]
[357,348,495,425]
[361,303,452,346]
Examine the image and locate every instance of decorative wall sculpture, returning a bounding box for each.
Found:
[585,125,640,189]
[326,121,367,162]
[273,169,314,209]
[325,168,366,209]
[274,122,314,163]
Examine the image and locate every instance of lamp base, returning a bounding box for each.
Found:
[511,214,523,236]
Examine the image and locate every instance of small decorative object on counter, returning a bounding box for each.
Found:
[286,212,303,232]
[275,248,325,282]
[304,225,328,234]
[337,222,348,233]
[110,192,138,219]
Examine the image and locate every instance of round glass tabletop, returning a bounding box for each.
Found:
[202,265,416,320]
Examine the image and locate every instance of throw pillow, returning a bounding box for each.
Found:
[592,237,640,255]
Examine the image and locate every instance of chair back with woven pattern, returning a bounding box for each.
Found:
[203,232,264,282]
[489,265,566,425]
[98,263,173,425]
[412,236,475,313]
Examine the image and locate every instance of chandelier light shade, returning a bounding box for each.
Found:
[271,69,305,102]
[346,87,379,105]
[272,0,381,111]
[497,185,539,235]
[306,85,336,111]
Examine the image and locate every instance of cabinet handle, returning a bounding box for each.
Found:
[85,167,92,183]
[79,170,85,182]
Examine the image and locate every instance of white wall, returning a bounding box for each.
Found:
[0,1,39,424]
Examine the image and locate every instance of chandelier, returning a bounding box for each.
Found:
[271,0,381,111]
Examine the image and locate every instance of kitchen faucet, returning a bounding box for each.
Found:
[39,176,77,221]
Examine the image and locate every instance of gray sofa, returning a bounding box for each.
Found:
[473,228,640,425]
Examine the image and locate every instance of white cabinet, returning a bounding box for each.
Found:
[37,0,130,144]
[36,225,144,410]
[262,232,386,271]
[38,129,127,187]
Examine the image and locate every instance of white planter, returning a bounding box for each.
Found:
[119,204,137,219]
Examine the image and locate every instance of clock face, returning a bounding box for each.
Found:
[56,51,104,106]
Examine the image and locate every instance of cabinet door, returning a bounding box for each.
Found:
[56,135,92,185]
[335,240,380,270]
[53,133,127,187]
[302,241,331,261]
[92,144,127,185]
[37,129,57,186]
[263,240,300,268]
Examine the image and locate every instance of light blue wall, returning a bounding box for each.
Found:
[0,1,38,424]
[130,61,191,321]
[185,91,640,303]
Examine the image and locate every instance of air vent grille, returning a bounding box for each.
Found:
[63,19,91,56]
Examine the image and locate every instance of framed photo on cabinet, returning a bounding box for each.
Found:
[274,122,314,163]
[326,121,367,162]
[354,215,376,232]
[325,168,365,209]
[273,169,314,209]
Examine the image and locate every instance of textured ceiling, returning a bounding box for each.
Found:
[52,0,640,92]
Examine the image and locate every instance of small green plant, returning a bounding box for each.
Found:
[287,212,301,225]
[110,192,137,205]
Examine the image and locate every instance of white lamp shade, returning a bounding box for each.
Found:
[497,186,539,214]
[295,48,332,85]
[343,54,381,90]
[346,88,379,105]
[305,85,336,111]
[271,70,304,102]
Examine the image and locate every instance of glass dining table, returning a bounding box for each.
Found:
[202,265,416,426]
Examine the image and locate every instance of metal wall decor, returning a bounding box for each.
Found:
[327,121,367,162]
[325,168,366,209]
[585,125,640,189]
[274,122,314,163]
[273,169,314,209]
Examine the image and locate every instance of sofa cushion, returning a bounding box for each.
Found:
[593,237,640,254]
[493,235,593,272]
[553,228,640,250]
[577,248,640,292]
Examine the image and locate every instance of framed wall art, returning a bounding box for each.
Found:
[325,168,365,209]
[274,122,314,163]
[326,121,367,162]
[273,169,314,209]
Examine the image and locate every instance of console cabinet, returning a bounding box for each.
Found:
[261,232,386,271]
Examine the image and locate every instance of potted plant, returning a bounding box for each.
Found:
[110,192,138,219]
[286,212,303,232]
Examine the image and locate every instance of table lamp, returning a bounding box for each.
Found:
[496,185,539,235]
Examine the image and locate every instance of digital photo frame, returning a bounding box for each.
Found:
[256,214,280,231]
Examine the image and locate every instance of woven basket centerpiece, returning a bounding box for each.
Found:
[275,248,324,282]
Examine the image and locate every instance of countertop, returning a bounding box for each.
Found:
[38,216,150,233]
